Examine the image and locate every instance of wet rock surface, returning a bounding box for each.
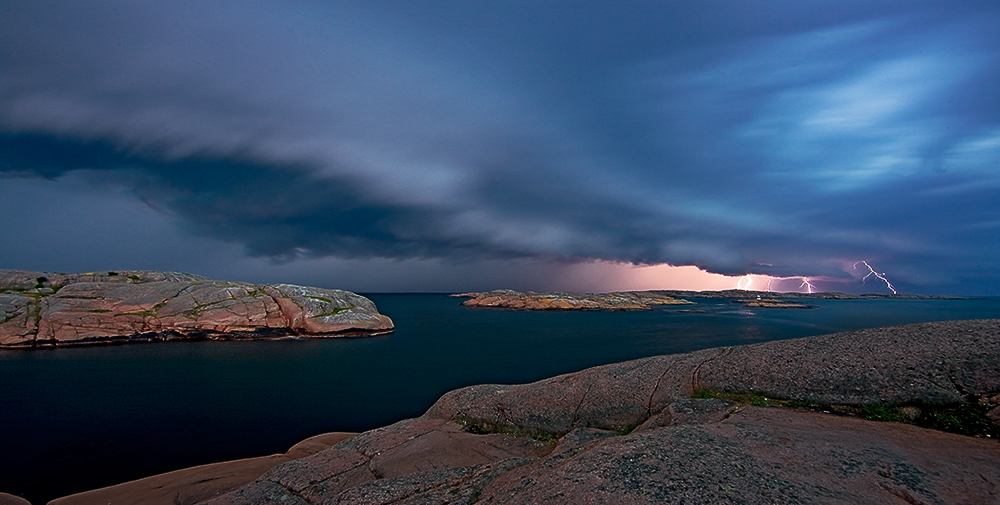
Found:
[453,289,693,311]
[39,319,1000,504]
[0,269,393,348]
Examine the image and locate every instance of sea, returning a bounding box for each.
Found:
[2,294,1000,503]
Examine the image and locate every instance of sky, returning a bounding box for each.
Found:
[1,1,998,294]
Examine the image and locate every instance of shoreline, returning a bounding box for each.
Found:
[35,318,1000,505]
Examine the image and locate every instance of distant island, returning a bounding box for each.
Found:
[453,289,969,311]
[453,289,694,310]
[0,269,393,348]
[739,298,816,309]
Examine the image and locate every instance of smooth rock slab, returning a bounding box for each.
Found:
[475,407,1000,504]
[697,319,1000,405]
[425,350,723,434]
[206,418,550,504]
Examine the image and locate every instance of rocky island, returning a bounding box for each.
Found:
[738,298,816,309]
[37,319,1000,505]
[453,289,693,310]
[0,269,393,348]
[455,288,966,311]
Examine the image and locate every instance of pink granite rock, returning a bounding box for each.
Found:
[204,418,550,505]
[0,269,393,348]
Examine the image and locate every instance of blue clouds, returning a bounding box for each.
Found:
[617,10,1000,286]
[1,1,998,293]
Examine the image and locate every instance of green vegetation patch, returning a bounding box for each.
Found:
[693,388,788,407]
[693,388,1000,438]
[4,285,59,298]
[854,404,904,423]
[454,416,560,445]
[307,295,333,304]
[181,296,245,318]
[311,306,350,318]
[919,402,999,437]
[615,424,639,436]
[26,299,41,324]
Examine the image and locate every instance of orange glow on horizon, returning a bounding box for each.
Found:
[557,262,739,292]
[556,261,819,293]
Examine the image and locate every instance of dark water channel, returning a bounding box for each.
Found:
[2,294,999,503]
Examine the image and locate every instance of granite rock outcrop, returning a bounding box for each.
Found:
[0,270,393,348]
[47,319,1000,505]
[738,298,816,308]
[454,289,692,310]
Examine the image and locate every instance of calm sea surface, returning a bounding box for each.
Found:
[3,294,1000,503]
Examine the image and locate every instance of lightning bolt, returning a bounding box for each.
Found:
[736,274,815,293]
[799,278,814,293]
[854,261,897,295]
[737,274,753,290]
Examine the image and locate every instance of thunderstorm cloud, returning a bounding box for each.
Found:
[1,1,998,293]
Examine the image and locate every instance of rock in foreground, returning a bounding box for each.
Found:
[0,269,393,348]
[50,319,1000,504]
[454,289,692,310]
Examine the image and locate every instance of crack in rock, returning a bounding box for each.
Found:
[690,347,732,394]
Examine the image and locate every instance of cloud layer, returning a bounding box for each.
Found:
[1,1,998,293]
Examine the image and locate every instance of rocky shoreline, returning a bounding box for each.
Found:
[0,270,393,348]
[34,319,1000,505]
[738,298,816,309]
[452,288,963,311]
[453,289,693,310]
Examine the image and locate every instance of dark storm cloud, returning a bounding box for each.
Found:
[1,0,998,292]
[0,131,713,264]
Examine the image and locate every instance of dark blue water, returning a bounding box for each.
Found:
[2,294,999,503]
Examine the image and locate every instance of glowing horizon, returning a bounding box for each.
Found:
[555,260,898,294]
[556,262,809,293]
